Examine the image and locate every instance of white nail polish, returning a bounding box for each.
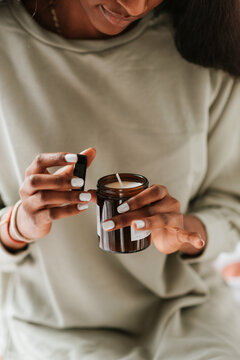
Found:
[77,204,89,211]
[117,203,130,214]
[133,220,145,229]
[79,193,91,202]
[102,220,115,231]
[71,178,84,188]
[65,154,78,163]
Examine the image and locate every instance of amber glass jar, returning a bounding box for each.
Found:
[96,173,151,253]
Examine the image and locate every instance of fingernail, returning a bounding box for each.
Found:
[200,238,205,247]
[71,178,84,188]
[133,220,145,229]
[117,203,130,214]
[77,204,89,211]
[79,193,91,201]
[65,154,78,163]
[102,220,115,231]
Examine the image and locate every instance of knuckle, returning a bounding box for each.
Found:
[152,184,161,196]
[48,208,57,221]
[116,215,128,228]
[152,184,167,198]
[66,192,74,203]
[143,218,150,228]
[66,206,74,215]
[21,200,30,213]
[37,191,47,204]
[132,197,141,209]
[25,166,31,177]
[160,185,168,195]
[28,174,38,188]
[35,153,43,167]
[175,213,183,227]
[55,176,65,187]
[19,184,25,197]
[172,198,181,212]
[159,213,169,225]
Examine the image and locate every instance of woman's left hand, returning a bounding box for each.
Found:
[102,184,206,255]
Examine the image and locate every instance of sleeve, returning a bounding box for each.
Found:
[0,197,31,273]
[180,72,240,264]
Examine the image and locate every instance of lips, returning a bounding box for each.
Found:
[99,5,136,26]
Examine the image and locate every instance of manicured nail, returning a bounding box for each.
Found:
[102,220,115,231]
[79,193,91,201]
[117,203,130,214]
[71,178,84,187]
[200,238,205,247]
[77,204,89,211]
[133,220,145,229]
[65,154,78,163]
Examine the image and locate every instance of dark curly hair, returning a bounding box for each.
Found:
[156,0,240,77]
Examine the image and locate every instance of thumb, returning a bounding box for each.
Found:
[80,147,96,168]
[53,147,96,176]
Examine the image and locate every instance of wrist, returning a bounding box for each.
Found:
[0,210,28,252]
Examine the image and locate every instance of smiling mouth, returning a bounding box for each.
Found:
[99,5,138,25]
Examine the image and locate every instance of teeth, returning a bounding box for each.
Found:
[102,220,115,231]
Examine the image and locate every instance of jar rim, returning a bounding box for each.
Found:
[97,173,148,198]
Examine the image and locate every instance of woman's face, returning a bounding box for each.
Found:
[79,0,164,36]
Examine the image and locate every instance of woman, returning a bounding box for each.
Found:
[0,0,239,358]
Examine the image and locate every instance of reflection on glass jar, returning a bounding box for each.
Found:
[96,173,151,254]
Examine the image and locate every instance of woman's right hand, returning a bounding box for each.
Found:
[16,148,96,242]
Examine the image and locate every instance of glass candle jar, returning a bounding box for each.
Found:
[96,173,151,253]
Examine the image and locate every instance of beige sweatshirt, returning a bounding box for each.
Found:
[0,0,240,358]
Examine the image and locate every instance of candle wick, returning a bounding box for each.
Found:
[116,173,124,188]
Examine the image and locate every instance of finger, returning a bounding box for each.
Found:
[53,148,96,177]
[131,213,183,231]
[117,184,168,214]
[102,197,181,232]
[22,173,85,196]
[173,227,204,249]
[53,164,75,176]
[150,227,204,254]
[25,190,92,211]
[88,190,97,204]
[80,147,96,168]
[142,196,181,215]
[25,148,96,177]
[35,203,89,224]
[102,208,182,232]
[25,152,79,176]
[132,216,203,249]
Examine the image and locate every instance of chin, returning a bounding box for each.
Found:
[86,4,136,37]
[93,20,131,36]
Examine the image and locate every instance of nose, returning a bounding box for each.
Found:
[116,0,148,17]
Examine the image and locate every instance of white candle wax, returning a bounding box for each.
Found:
[105,181,142,189]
